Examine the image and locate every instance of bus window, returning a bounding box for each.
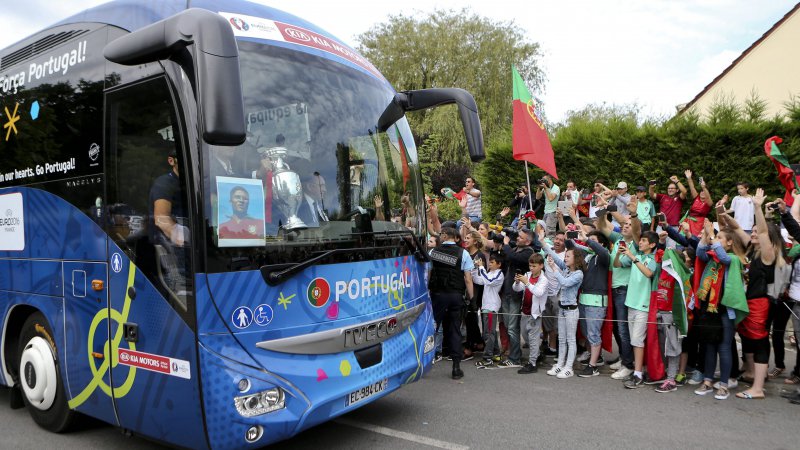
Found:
[105,77,192,314]
[203,42,423,273]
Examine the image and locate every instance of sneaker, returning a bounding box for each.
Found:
[694,383,714,396]
[452,366,464,380]
[611,367,634,380]
[713,379,738,390]
[557,368,574,379]
[675,373,687,386]
[577,351,590,363]
[578,365,600,378]
[536,353,545,365]
[644,375,665,385]
[546,365,562,376]
[609,359,622,371]
[714,386,729,400]
[475,359,495,369]
[433,353,443,364]
[544,347,558,357]
[518,363,538,374]
[624,375,644,389]
[497,360,521,369]
[492,355,502,362]
[655,380,678,393]
[769,367,785,379]
[785,374,800,385]
[595,356,605,366]
[687,370,705,385]
[462,353,475,362]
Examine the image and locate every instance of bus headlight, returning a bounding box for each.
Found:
[234,387,285,417]
[423,335,435,353]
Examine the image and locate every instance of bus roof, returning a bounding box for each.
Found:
[52,0,350,46]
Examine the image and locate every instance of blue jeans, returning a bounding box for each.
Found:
[481,310,498,360]
[501,291,522,364]
[557,307,579,368]
[579,303,606,347]
[612,287,634,369]
[703,307,735,384]
[456,215,481,229]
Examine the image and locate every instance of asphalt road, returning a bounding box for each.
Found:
[2,347,799,449]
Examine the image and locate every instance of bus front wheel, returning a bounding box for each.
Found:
[17,312,76,432]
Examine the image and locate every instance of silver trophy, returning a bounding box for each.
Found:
[259,146,307,231]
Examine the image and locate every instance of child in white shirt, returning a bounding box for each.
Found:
[514,253,549,373]
[472,253,505,368]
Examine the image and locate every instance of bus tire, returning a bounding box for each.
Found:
[17,312,76,432]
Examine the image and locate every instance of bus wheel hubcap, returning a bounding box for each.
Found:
[19,336,57,410]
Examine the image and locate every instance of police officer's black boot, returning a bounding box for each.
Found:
[452,360,464,379]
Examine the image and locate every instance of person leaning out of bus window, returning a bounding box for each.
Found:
[149,148,189,246]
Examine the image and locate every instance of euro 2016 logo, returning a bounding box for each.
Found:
[306,278,330,308]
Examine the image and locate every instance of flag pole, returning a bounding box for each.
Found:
[524,161,533,219]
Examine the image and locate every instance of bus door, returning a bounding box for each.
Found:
[104,77,206,448]
[62,260,117,424]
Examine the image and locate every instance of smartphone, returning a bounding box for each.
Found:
[566,230,579,239]
[514,268,523,276]
[657,213,667,225]
[618,240,627,249]
[698,176,704,184]
[768,203,780,211]
[648,180,657,186]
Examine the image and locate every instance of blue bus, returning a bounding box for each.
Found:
[0,0,484,448]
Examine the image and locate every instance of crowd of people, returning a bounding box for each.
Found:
[424,171,800,403]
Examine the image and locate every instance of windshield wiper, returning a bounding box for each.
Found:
[344,229,430,262]
[260,245,397,286]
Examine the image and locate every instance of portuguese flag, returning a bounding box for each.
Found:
[661,249,694,336]
[765,136,800,206]
[512,65,557,179]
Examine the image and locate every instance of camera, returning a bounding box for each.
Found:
[768,203,780,211]
[566,230,579,239]
[536,178,547,186]
[514,188,524,195]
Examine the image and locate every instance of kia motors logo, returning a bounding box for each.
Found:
[285,28,311,42]
[119,352,130,363]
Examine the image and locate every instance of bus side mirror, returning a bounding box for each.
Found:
[104,8,246,146]
[377,88,485,162]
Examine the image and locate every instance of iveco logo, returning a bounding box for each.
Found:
[344,317,398,348]
[285,28,311,42]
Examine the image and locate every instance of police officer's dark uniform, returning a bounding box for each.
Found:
[429,229,473,379]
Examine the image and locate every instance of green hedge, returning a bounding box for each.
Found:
[475,113,800,222]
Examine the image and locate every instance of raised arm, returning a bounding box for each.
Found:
[684,169,698,199]
[752,188,776,265]
[670,175,688,200]
[698,176,713,206]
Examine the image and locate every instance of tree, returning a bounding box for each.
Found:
[357,9,544,165]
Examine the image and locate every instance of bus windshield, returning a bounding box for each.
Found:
[204,41,423,272]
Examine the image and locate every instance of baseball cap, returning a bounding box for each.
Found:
[616,181,628,189]
[636,185,646,192]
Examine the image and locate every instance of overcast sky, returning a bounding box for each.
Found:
[1,0,796,123]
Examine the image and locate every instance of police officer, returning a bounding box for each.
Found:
[429,227,474,379]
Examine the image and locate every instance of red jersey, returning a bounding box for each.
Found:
[521,275,540,315]
[655,193,684,226]
[655,270,676,311]
[219,217,264,239]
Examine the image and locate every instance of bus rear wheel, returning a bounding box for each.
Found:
[17,312,76,432]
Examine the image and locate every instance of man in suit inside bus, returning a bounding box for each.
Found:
[296,171,330,227]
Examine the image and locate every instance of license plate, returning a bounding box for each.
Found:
[345,378,388,406]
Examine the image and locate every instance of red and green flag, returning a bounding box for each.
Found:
[765,136,800,206]
[512,65,557,179]
[661,249,694,336]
